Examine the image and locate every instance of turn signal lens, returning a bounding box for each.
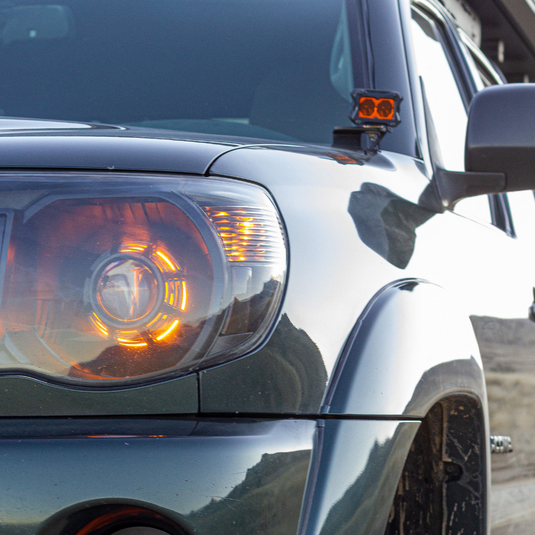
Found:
[204,207,285,264]
[0,172,287,386]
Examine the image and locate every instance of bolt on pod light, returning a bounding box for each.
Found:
[0,172,287,386]
[349,89,402,127]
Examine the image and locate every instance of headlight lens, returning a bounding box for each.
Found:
[0,173,287,386]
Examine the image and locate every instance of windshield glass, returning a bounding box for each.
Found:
[0,0,365,143]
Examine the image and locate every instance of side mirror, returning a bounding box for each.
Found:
[466,83,535,192]
[422,84,535,212]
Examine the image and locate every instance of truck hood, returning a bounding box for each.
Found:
[0,117,370,178]
[0,117,301,175]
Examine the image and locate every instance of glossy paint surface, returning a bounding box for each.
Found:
[0,118,240,174]
[301,420,419,535]
[0,374,198,416]
[202,148,427,414]
[0,418,315,535]
[325,281,485,417]
[202,144,510,416]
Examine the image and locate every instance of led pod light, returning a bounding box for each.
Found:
[0,173,287,386]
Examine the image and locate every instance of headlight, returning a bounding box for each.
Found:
[0,172,287,386]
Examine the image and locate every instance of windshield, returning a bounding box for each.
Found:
[0,0,365,143]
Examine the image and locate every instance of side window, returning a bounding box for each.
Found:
[411,7,467,172]
[411,5,492,225]
[507,191,535,242]
[460,30,505,90]
[473,61,498,88]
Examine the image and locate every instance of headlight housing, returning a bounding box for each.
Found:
[0,172,287,386]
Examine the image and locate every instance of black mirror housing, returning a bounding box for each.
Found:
[466,83,535,192]
[422,83,535,213]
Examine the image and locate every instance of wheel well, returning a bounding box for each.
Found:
[38,503,189,535]
[385,395,487,535]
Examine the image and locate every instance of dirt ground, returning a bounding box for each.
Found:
[471,316,535,485]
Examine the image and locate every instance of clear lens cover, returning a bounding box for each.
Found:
[0,172,287,386]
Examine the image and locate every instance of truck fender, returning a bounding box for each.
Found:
[322,279,488,418]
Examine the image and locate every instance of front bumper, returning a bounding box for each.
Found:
[0,417,419,535]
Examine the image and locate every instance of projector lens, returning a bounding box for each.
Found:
[95,256,161,324]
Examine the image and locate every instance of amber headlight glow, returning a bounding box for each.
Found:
[0,173,287,385]
[88,245,184,346]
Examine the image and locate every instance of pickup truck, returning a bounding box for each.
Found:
[0,0,533,534]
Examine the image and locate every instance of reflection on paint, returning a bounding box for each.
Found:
[348,183,434,269]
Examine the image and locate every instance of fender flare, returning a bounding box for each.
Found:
[322,279,488,418]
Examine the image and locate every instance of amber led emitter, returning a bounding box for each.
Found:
[349,89,402,127]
